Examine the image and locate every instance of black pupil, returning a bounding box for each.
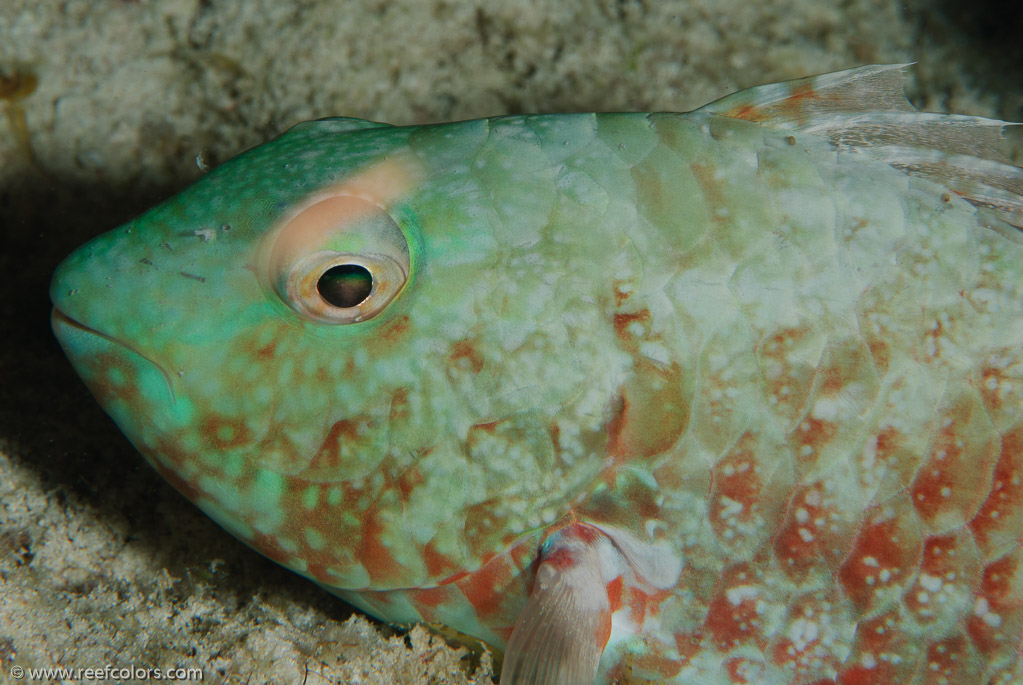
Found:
[317,264,373,308]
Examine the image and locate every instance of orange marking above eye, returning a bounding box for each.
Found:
[342,153,423,206]
[273,154,422,261]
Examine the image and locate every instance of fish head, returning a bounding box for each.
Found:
[50,115,640,593]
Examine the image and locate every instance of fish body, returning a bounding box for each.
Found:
[51,66,1023,683]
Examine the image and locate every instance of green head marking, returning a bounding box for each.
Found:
[50,114,636,591]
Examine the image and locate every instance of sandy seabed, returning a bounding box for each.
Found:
[1,1,1020,683]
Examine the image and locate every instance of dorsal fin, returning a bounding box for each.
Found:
[699,64,1023,229]
[285,116,393,136]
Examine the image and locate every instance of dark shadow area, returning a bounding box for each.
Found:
[907,0,1023,119]
[933,0,1023,68]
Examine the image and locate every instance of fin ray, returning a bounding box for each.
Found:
[502,526,612,685]
[700,64,1023,229]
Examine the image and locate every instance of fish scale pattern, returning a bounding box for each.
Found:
[578,113,1023,681]
[319,113,1023,682]
[51,68,1023,684]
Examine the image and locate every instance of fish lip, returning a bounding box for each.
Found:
[52,306,110,340]
[51,307,177,399]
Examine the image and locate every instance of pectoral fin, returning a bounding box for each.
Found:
[501,525,613,685]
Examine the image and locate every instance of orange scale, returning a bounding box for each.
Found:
[768,589,849,682]
[915,634,983,685]
[457,554,516,620]
[296,414,376,480]
[837,607,922,685]
[672,630,710,670]
[248,530,293,567]
[773,483,847,585]
[358,512,406,584]
[755,325,818,427]
[792,416,839,468]
[903,530,981,627]
[411,585,451,611]
[708,432,766,547]
[148,445,204,503]
[970,425,1023,558]
[702,563,772,651]
[198,413,253,450]
[421,540,460,579]
[967,549,1023,658]
[625,651,683,681]
[722,655,766,684]
[624,585,674,630]
[909,393,999,533]
[837,494,923,614]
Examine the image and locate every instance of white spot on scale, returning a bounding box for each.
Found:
[787,616,819,652]
[974,597,1003,627]
[919,574,943,592]
[811,395,846,421]
[726,585,759,607]
[719,496,744,518]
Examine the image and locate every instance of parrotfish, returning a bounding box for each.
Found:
[51,65,1023,684]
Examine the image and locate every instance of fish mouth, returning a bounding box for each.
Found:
[52,307,114,343]
[51,307,177,401]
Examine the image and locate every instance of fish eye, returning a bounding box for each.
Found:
[317,263,373,308]
[283,249,406,324]
[265,189,412,325]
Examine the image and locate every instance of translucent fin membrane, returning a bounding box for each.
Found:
[700,64,1023,229]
